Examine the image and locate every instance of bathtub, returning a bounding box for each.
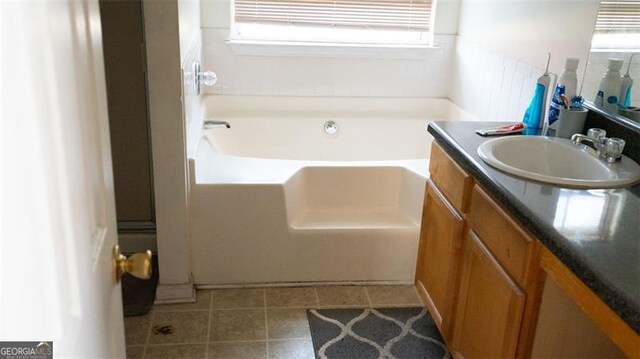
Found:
[189,96,475,286]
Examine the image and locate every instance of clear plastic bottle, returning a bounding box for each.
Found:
[595,58,623,112]
[548,57,579,127]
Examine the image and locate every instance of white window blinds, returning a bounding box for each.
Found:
[233,0,433,45]
[593,1,640,50]
[235,0,432,31]
[595,1,640,34]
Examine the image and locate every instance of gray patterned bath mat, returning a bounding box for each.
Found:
[307,307,450,359]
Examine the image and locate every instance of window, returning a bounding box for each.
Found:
[592,0,640,50]
[231,0,434,46]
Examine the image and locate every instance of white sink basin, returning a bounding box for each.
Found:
[477,136,640,188]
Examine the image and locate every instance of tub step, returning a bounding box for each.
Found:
[290,209,418,230]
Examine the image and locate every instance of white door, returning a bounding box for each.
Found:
[1,1,130,357]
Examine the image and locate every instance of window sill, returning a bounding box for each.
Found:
[590,48,640,53]
[226,39,440,59]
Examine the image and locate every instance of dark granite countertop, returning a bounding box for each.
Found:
[428,121,640,333]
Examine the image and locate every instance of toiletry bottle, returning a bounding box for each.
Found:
[619,54,636,108]
[523,53,551,129]
[595,58,623,112]
[548,57,579,128]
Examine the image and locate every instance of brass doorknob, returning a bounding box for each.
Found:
[113,245,152,281]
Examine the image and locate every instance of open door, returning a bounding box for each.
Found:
[1,1,151,357]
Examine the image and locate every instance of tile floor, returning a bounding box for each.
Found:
[125,285,423,359]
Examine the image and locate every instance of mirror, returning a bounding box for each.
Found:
[582,1,640,129]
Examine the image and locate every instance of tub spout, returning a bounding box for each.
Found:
[204,120,230,129]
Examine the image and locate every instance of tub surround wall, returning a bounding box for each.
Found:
[451,0,600,122]
[178,0,201,66]
[183,34,205,160]
[199,0,461,97]
[180,0,205,160]
[451,37,556,123]
[202,31,455,97]
[202,96,475,120]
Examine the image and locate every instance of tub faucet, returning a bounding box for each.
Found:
[204,120,230,129]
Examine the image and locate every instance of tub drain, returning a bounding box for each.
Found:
[324,121,338,135]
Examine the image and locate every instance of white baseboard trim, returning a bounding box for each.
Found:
[155,280,196,304]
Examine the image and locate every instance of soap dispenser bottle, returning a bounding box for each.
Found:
[595,58,624,112]
[548,57,579,128]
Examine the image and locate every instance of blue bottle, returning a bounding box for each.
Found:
[523,53,551,129]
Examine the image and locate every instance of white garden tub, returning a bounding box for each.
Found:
[189,96,474,286]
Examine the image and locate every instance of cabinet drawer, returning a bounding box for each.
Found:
[429,142,473,214]
[468,185,533,286]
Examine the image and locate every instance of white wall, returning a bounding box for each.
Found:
[178,0,206,158]
[144,0,202,302]
[199,0,461,97]
[178,0,201,64]
[451,0,600,122]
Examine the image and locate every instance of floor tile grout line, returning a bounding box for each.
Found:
[206,338,314,344]
[152,308,211,312]
[267,338,313,342]
[142,309,155,359]
[205,291,214,358]
[145,342,209,346]
[210,306,269,311]
[155,303,356,311]
[263,289,269,359]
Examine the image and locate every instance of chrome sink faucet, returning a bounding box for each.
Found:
[204,120,231,129]
[571,128,626,163]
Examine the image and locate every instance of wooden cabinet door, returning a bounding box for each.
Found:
[415,180,464,340]
[452,230,526,359]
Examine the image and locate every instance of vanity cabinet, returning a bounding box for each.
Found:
[415,143,472,341]
[452,230,525,358]
[452,185,538,359]
[415,180,465,340]
[417,139,638,358]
